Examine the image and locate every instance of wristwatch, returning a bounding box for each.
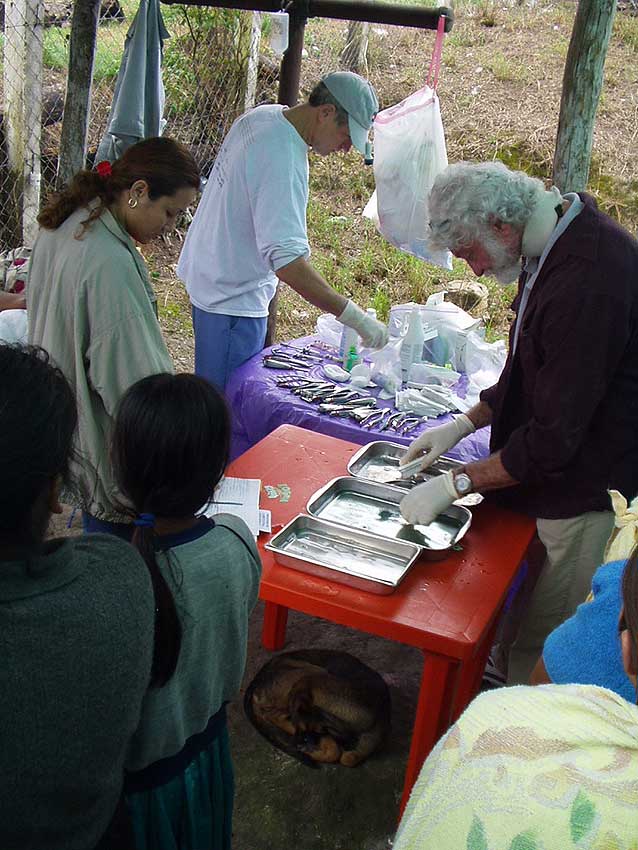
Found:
[453,472,473,497]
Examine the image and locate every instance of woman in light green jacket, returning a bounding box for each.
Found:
[27,138,200,536]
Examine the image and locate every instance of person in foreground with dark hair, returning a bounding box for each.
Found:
[0,344,155,850]
[27,137,201,537]
[392,552,638,850]
[111,373,262,850]
[177,72,388,390]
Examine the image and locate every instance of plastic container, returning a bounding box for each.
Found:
[400,308,425,381]
[340,324,358,366]
[267,11,289,55]
[345,345,360,372]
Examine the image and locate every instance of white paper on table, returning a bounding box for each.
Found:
[259,510,272,534]
[203,477,261,538]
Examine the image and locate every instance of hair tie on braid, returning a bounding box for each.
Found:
[95,161,112,179]
[134,512,156,528]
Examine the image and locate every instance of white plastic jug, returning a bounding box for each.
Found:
[400,308,425,381]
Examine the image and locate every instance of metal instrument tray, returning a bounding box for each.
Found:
[347,441,463,486]
[265,514,421,595]
[306,476,471,560]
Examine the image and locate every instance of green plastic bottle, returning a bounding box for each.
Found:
[345,344,360,372]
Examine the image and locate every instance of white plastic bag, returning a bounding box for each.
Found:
[363,20,451,269]
[0,308,28,344]
[314,313,343,349]
[463,329,507,406]
[368,336,403,396]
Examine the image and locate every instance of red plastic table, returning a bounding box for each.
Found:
[228,424,536,814]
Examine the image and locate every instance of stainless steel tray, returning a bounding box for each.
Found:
[347,441,463,487]
[265,514,421,595]
[306,476,472,560]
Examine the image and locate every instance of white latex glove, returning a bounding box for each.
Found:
[337,300,389,349]
[401,414,475,471]
[400,471,458,526]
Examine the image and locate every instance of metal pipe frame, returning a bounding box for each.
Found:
[162,0,454,32]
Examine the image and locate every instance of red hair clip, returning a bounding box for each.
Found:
[95,161,112,178]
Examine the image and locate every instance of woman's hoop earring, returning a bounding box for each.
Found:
[128,197,138,209]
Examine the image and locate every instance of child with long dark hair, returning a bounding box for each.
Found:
[111,372,262,850]
[0,345,155,850]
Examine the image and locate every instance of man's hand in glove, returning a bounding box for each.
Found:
[400,471,458,527]
[337,300,389,349]
[401,414,475,472]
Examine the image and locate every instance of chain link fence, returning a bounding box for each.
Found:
[0,0,439,252]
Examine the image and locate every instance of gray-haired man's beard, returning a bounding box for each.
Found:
[493,262,522,286]
[481,231,522,286]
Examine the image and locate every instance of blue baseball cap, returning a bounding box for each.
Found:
[322,71,378,156]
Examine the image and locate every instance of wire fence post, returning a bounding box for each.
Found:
[3,0,45,247]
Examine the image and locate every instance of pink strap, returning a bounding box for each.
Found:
[426,15,446,91]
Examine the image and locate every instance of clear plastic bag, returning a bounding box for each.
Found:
[0,309,27,344]
[390,295,482,370]
[363,19,451,269]
[368,337,403,396]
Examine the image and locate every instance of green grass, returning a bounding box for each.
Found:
[43,21,126,81]
[487,52,529,83]
[615,13,638,52]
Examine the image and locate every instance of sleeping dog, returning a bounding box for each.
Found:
[244,649,391,767]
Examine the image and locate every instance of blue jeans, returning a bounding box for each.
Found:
[191,306,267,391]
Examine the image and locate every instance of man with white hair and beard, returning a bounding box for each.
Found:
[400,160,638,684]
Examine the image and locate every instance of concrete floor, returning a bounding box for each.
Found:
[230,602,425,850]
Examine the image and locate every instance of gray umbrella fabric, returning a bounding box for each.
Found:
[95,0,169,163]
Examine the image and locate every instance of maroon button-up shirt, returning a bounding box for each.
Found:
[481,194,638,519]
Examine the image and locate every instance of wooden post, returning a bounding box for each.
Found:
[22,0,44,244]
[552,0,616,192]
[3,0,44,246]
[57,0,101,188]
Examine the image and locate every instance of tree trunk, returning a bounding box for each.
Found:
[3,0,44,246]
[552,0,616,192]
[340,19,369,75]
[244,11,261,112]
[57,0,100,188]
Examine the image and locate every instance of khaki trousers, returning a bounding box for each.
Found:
[507,510,614,685]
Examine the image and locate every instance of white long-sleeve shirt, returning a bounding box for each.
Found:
[178,105,311,318]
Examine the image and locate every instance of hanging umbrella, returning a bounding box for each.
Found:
[95,0,169,163]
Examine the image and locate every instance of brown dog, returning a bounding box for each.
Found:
[244,649,391,767]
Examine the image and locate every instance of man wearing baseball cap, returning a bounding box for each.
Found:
[178,71,388,390]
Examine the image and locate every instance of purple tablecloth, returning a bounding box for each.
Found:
[226,335,491,462]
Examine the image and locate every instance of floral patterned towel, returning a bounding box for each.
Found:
[394,684,638,850]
